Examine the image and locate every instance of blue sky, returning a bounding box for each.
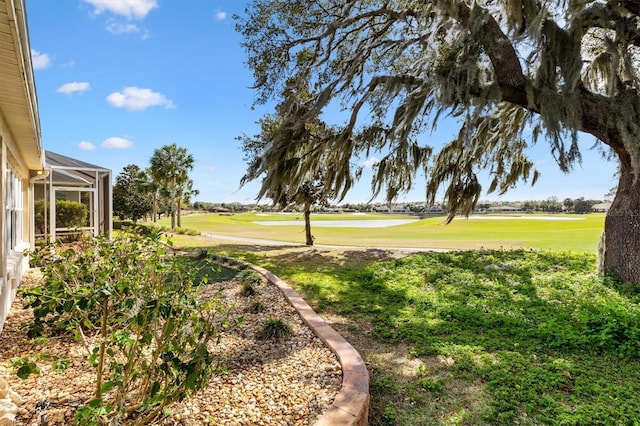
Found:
[26,0,619,205]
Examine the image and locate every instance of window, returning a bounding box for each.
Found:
[5,166,22,252]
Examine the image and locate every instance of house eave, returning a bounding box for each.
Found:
[0,0,43,170]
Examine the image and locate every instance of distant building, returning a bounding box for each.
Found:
[592,203,611,213]
[320,207,342,213]
[422,206,444,214]
[487,205,524,213]
[208,206,232,213]
[391,204,409,213]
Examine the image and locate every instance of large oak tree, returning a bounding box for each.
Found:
[237,0,640,284]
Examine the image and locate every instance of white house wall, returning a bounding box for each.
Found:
[0,123,33,333]
[0,0,45,334]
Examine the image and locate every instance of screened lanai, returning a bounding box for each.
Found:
[31,151,112,242]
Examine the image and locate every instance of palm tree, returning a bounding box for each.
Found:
[149,144,195,230]
[176,178,199,228]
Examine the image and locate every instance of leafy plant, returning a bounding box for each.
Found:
[52,356,71,372]
[419,378,445,395]
[248,300,265,313]
[236,269,264,298]
[380,406,397,426]
[10,357,40,379]
[257,318,292,339]
[372,376,398,395]
[236,269,264,285]
[240,281,256,297]
[23,233,226,425]
[175,227,199,236]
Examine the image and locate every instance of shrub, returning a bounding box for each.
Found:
[23,234,224,425]
[112,220,134,231]
[257,318,292,339]
[34,199,88,235]
[237,269,264,285]
[174,227,200,236]
[240,281,256,297]
[113,220,159,237]
[248,300,265,313]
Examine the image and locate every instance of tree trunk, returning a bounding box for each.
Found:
[304,204,313,246]
[177,199,182,228]
[170,178,177,230]
[152,193,157,223]
[602,164,640,285]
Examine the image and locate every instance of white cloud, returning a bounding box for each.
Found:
[205,166,217,173]
[31,49,51,70]
[102,137,133,149]
[106,20,140,34]
[106,86,174,111]
[105,19,150,39]
[57,81,91,95]
[78,141,96,151]
[361,157,380,168]
[214,10,227,21]
[82,0,158,20]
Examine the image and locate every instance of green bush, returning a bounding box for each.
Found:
[112,220,134,230]
[240,281,256,297]
[237,269,264,285]
[34,199,88,234]
[248,300,265,313]
[257,318,292,339]
[113,220,160,237]
[23,234,224,425]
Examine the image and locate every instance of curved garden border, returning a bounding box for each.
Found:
[244,261,370,426]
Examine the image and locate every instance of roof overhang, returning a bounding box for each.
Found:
[0,0,43,171]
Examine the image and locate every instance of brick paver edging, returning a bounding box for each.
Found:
[245,262,370,426]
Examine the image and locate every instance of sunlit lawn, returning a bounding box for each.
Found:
[209,247,640,425]
[147,211,635,425]
[158,212,605,252]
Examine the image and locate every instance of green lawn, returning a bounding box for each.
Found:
[216,247,640,426]
[145,212,639,425]
[158,212,605,252]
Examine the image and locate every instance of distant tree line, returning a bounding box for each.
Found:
[186,197,605,216]
[517,197,603,214]
[191,201,248,212]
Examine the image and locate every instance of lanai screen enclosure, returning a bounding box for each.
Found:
[31,151,112,242]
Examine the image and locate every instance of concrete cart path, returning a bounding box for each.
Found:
[201,232,451,252]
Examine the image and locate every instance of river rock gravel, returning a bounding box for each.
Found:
[0,268,342,425]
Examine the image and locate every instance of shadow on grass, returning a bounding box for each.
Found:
[192,245,640,425]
